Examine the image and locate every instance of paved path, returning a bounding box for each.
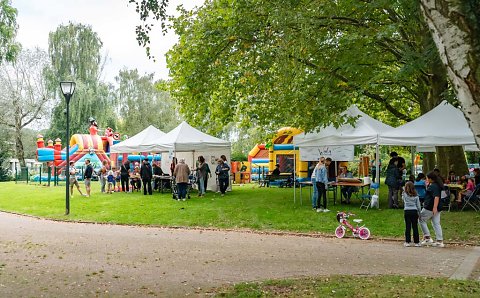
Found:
[0,212,476,297]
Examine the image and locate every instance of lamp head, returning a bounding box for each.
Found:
[60,81,76,98]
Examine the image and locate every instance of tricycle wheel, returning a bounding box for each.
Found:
[335,225,345,238]
[358,227,370,240]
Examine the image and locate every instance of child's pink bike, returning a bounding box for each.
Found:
[335,212,371,240]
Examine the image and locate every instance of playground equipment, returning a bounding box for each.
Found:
[248,127,309,181]
[36,120,162,176]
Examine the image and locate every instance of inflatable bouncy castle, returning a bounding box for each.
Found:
[248,127,309,180]
[36,119,162,172]
[36,119,117,170]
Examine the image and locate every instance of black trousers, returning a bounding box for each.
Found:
[121,174,129,192]
[142,179,152,195]
[404,210,419,243]
[219,177,229,194]
[315,182,327,209]
[204,176,208,191]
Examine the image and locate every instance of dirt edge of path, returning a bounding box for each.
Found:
[1,209,477,247]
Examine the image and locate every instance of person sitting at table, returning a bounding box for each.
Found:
[458,177,475,204]
[447,171,457,183]
[473,168,480,186]
[433,168,445,183]
[272,164,281,176]
[130,166,141,191]
[338,167,356,204]
[153,163,164,190]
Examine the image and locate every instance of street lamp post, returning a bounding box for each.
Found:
[60,81,76,215]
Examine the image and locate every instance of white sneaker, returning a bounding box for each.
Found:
[404,242,411,247]
[432,242,445,248]
[414,243,422,247]
[182,199,186,201]
[323,209,330,213]
[316,208,324,212]
[421,238,434,246]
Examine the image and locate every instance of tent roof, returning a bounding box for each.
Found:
[379,101,477,146]
[155,121,230,152]
[293,105,393,147]
[110,125,166,153]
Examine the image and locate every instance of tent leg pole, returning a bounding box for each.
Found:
[410,146,415,175]
[375,144,380,195]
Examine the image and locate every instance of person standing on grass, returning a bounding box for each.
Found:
[120,160,130,192]
[419,171,445,248]
[314,157,329,213]
[402,181,421,247]
[174,158,190,201]
[69,161,85,198]
[83,159,93,197]
[216,158,230,197]
[107,167,115,194]
[204,161,211,192]
[195,156,208,197]
[385,157,401,209]
[140,158,153,195]
[99,160,109,193]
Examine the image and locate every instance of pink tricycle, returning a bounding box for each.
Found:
[335,212,371,240]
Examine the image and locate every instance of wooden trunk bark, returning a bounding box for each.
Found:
[14,125,26,167]
[420,0,480,148]
[436,146,469,176]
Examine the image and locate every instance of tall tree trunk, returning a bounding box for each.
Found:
[420,0,480,148]
[14,124,25,167]
[436,146,469,176]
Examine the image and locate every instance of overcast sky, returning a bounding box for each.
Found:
[12,0,204,84]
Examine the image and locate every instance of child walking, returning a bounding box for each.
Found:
[402,181,421,247]
[107,168,115,194]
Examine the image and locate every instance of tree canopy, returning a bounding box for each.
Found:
[165,0,447,134]
[115,69,180,136]
[0,0,20,63]
[46,23,116,139]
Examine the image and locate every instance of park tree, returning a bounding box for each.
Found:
[115,68,180,136]
[0,48,50,166]
[130,0,471,173]
[46,22,116,139]
[420,0,480,148]
[0,0,20,64]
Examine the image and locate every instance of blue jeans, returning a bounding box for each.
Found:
[198,177,205,195]
[311,181,318,208]
[177,182,188,199]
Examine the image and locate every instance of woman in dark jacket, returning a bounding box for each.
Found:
[385,157,401,209]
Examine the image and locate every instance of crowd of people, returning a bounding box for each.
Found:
[67,154,232,200]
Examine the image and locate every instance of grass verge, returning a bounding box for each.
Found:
[0,181,478,244]
[212,275,480,297]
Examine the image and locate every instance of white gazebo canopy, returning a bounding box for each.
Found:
[156,121,231,152]
[379,101,477,146]
[293,105,393,147]
[110,125,166,153]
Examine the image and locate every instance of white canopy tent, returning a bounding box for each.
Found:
[379,101,477,146]
[157,121,231,191]
[293,105,394,204]
[110,125,166,153]
[294,105,394,148]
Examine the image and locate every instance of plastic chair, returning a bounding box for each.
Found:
[360,183,379,210]
[462,184,480,211]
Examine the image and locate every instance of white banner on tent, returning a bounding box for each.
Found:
[299,145,355,161]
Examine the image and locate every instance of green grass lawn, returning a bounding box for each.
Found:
[0,181,478,243]
[212,275,480,297]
